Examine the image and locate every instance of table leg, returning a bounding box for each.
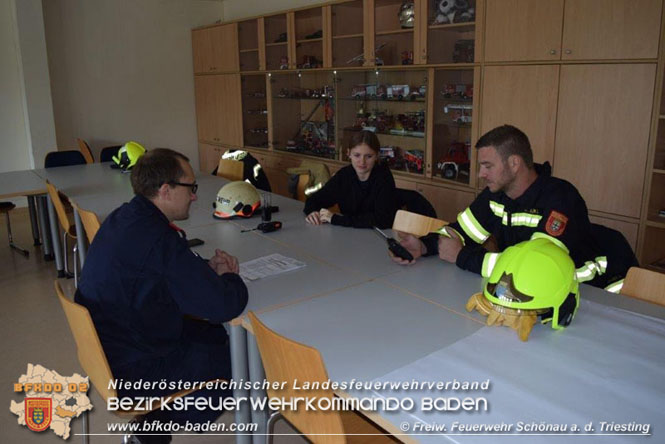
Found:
[73,209,87,266]
[247,332,268,444]
[230,324,251,444]
[27,196,41,246]
[46,194,64,276]
[37,196,53,260]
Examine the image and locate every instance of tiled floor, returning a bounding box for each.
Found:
[1,208,305,444]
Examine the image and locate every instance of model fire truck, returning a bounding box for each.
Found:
[436,142,471,179]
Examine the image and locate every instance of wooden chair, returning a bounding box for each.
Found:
[55,281,222,444]
[46,181,78,280]
[296,173,310,202]
[620,267,665,306]
[392,209,447,237]
[77,139,94,164]
[248,311,396,444]
[71,203,101,244]
[216,158,244,181]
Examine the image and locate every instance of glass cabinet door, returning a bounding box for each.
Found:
[337,69,427,177]
[239,19,260,71]
[265,14,289,71]
[432,68,475,185]
[269,71,337,159]
[295,8,324,69]
[331,0,364,67]
[425,0,476,64]
[241,74,268,149]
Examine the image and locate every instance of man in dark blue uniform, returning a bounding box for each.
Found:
[76,148,248,443]
[391,125,636,292]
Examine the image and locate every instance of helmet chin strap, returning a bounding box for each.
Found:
[466,293,538,341]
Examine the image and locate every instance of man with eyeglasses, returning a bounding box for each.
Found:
[76,148,247,443]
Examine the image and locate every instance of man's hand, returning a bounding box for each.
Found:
[319,208,333,224]
[305,211,321,225]
[438,228,463,263]
[209,249,239,275]
[389,231,426,265]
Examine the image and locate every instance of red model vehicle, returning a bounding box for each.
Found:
[436,142,470,179]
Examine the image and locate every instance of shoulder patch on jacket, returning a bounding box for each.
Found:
[545,211,568,237]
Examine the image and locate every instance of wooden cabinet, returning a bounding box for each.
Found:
[485,0,661,62]
[194,74,243,147]
[192,23,239,73]
[553,64,656,218]
[561,0,661,60]
[198,143,223,174]
[481,65,559,165]
[485,0,564,62]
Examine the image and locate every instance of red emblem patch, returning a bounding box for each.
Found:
[545,211,568,237]
[25,398,52,432]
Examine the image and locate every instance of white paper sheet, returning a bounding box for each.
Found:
[239,253,306,282]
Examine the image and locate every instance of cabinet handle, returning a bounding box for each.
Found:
[564,49,572,55]
[550,49,557,55]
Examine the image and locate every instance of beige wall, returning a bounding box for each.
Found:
[1,0,32,173]
[42,0,224,171]
[223,0,322,21]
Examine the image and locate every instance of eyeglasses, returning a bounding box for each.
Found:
[169,181,198,194]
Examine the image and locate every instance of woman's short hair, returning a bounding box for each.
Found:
[349,130,381,154]
[131,148,190,199]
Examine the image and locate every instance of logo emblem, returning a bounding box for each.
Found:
[545,211,568,237]
[25,398,52,432]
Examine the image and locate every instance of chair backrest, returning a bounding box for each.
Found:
[71,202,101,243]
[55,280,117,402]
[77,139,94,164]
[248,312,346,443]
[621,267,665,306]
[45,181,73,233]
[216,158,244,181]
[396,188,437,218]
[44,150,87,168]
[392,210,447,237]
[99,145,122,163]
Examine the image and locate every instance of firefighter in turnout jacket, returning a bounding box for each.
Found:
[391,125,636,292]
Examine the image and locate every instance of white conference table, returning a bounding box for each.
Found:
[0,169,52,258]
[246,266,665,444]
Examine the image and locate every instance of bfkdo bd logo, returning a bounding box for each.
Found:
[25,398,52,432]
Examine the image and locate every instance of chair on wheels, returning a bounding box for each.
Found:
[55,280,226,444]
[77,139,94,164]
[620,267,665,306]
[0,202,29,257]
[248,311,397,444]
[44,150,87,168]
[99,145,122,163]
[71,203,101,244]
[45,181,78,279]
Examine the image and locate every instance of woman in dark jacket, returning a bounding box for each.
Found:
[303,130,398,229]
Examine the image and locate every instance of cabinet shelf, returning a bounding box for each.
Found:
[376,28,413,36]
[333,33,363,40]
[343,127,424,139]
[653,168,665,175]
[428,22,475,31]
[266,41,287,47]
[338,97,426,103]
[296,38,323,44]
[645,219,665,229]
[239,48,258,53]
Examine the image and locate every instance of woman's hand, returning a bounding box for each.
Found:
[305,211,322,225]
[319,208,333,224]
